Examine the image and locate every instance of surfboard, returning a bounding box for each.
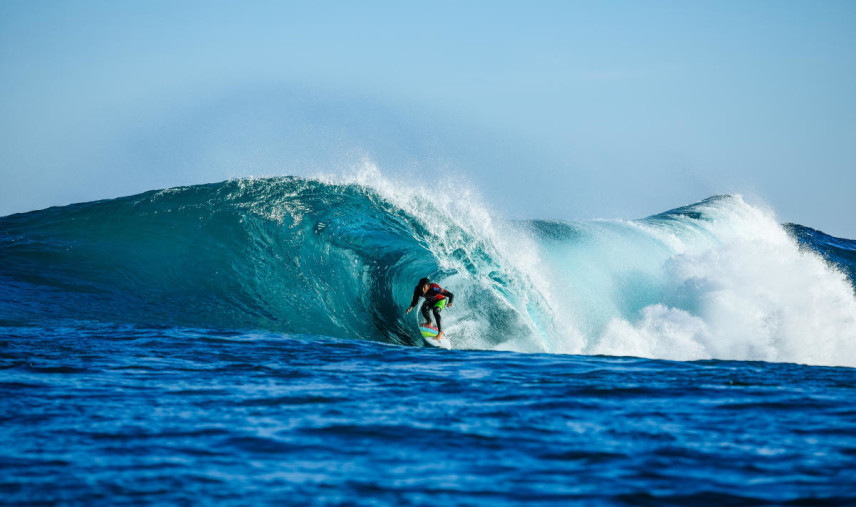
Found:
[419,322,451,350]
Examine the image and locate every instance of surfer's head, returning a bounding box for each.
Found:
[418,277,431,293]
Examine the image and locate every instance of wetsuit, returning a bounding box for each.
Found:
[410,283,454,332]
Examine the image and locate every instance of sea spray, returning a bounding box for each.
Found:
[578,196,856,366]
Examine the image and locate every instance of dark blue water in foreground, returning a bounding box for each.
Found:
[3,324,856,505]
[3,178,856,504]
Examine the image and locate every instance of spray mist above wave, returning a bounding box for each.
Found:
[1,164,854,367]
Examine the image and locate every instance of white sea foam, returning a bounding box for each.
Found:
[327,164,856,367]
[573,196,856,367]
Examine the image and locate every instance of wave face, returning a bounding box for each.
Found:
[2,169,855,366]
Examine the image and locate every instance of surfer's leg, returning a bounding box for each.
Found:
[432,307,442,332]
[420,303,432,326]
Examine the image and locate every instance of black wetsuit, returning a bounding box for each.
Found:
[410,284,454,332]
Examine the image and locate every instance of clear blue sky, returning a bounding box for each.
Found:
[2,0,855,236]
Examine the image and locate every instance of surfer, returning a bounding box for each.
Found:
[406,277,454,339]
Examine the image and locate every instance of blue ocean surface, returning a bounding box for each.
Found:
[2,173,856,504]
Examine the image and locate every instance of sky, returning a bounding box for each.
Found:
[1,0,855,236]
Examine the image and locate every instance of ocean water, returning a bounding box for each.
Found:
[2,169,856,504]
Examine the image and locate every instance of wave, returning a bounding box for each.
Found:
[2,166,855,366]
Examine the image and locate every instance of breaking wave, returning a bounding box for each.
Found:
[2,166,855,366]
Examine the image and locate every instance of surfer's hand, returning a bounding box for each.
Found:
[405,307,412,314]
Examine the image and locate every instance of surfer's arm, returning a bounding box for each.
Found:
[443,290,454,306]
[407,290,421,311]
